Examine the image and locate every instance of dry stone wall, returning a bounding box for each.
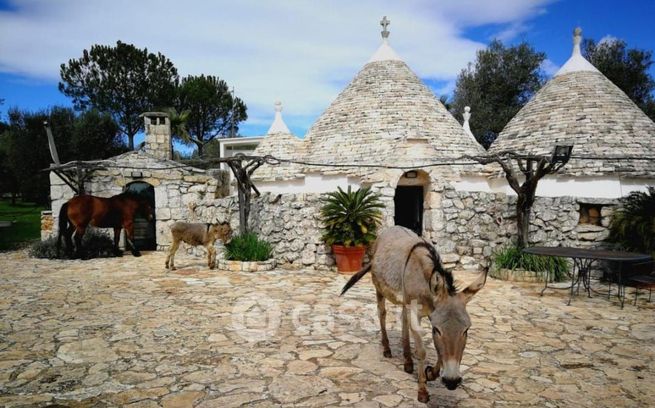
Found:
[45,151,617,270]
[431,189,617,271]
[198,187,616,272]
[206,193,332,269]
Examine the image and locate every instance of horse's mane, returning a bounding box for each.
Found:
[405,241,456,296]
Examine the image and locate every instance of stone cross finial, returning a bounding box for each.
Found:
[380,16,390,39]
[274,100,283,113]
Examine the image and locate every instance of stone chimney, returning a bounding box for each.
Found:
[141,112,172,160]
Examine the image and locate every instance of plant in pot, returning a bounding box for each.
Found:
[320,186,384,274]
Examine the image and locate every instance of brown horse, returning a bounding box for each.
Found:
[57,192,154,258]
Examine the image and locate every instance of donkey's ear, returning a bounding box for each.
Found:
[460,267,488,303]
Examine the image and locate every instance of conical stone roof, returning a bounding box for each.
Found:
[304,60,485,175]
[253,102,304,181]
[491,28,655,178]
[304,34,484,176]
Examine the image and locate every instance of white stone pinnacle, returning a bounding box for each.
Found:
[368,16,402,63]
[554,27,600,77]
[267,101,291,134]
[462,106,478,144]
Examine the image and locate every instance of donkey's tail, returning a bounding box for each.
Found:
[56,202,69,254]
[340,264,372,296]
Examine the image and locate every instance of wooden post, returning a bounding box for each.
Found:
[76,167,86,195]
[226,156,264,235]
[44,121,61,165]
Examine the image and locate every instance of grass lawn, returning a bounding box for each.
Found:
[0,200,45,251]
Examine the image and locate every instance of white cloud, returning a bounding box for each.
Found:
[599,34,619,45]
[540,59,560,77]
[494,21,531,42]
[0,0,553,135]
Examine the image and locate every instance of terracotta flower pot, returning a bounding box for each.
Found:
[332,244,366,274]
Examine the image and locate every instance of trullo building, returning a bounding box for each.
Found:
[238,24,655,269]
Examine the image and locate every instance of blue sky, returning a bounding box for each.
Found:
[1,0,654,149]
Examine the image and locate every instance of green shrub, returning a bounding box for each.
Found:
[29,230,117,259]
[493,245,569,282]
[609,186,655,256]
[225,233,272,262]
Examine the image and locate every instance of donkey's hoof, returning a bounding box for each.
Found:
[383,349,392,358]
[132,252,142,257]
[425,365,439,381]
[417,389,430,403]
[404,361,414,374]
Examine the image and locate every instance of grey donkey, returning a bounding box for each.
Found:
[165,222,232,270]
[341,226,487,404]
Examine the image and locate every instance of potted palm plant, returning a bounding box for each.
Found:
[320,186,384,274]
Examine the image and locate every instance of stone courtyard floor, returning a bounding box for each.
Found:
[0,250,654,407]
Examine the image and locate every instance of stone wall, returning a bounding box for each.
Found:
[47,151,618,270]
[197,193,332,269]
[192,186,617,272]
[432,190,617,271]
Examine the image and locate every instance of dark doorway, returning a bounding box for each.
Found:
[124,182,156,250]
[394,186,424,236]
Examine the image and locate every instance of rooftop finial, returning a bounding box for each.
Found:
[380,16,390,39]
[462,106,478,144]
[368,16,401,63]
[267,100,290,134]
[554,26,599,77]
[573,27,582,55]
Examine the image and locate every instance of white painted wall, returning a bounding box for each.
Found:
[255,173,361,194]
[454,175,654,199]
[219,137,264,170]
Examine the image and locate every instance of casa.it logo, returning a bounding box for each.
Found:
[230,292,281,342]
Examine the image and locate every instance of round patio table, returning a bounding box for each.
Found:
[522,246,652,308]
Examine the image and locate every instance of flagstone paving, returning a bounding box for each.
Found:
[0,250,653,407]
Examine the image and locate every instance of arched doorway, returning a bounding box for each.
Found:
[124,181,156,250]
[394,170,429,236]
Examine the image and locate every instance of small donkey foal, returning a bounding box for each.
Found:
[165,222,232,270]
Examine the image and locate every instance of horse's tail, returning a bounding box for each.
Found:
[340,264,372,296]
[56,202,69,255]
